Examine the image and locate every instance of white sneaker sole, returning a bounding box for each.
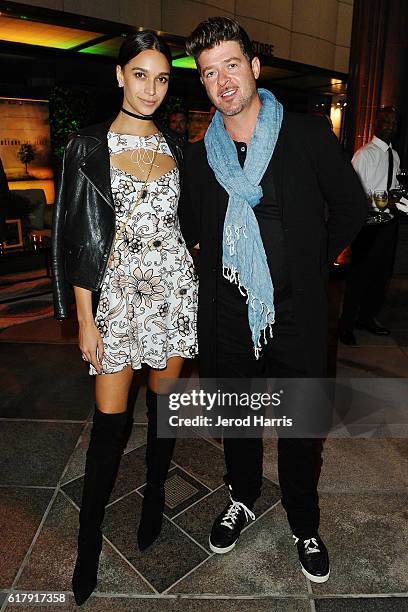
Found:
[209,537,238,554]
[301,565,330,583]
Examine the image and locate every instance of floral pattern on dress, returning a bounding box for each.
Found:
[89,132,198,375]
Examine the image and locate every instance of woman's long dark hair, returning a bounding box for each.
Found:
[118,30,172,69]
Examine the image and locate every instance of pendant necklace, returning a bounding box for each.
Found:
[115,134,162,241]
[130,145,160,172]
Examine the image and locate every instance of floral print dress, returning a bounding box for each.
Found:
[90,132,198,375]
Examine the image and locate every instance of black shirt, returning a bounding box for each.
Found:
[217,141,293,318]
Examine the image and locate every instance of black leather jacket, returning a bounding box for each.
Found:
[51,120,184,320]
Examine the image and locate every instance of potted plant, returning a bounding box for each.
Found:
[17,144,35,175]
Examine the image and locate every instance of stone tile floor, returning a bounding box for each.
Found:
[1,277,408,611]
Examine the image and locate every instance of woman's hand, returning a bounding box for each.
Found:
[73,286,104,375]
[79,319,104,375]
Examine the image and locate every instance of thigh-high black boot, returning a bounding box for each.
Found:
[137,388,176,550]
[72,408,128,606]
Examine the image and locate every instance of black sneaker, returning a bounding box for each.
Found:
[209,495,255,554]
[293,534,330,583]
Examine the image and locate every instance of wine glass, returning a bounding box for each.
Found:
[373,190,388,214]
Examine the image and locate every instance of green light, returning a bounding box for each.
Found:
[172,56,197,70]
[79,46,113,56]
[79,37,123,56]
[20,15,28,19]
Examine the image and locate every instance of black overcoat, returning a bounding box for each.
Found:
[178,111,367,377]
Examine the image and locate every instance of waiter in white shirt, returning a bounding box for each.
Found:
[339,107,400,345]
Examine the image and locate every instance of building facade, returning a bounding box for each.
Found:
[9,0,354,72]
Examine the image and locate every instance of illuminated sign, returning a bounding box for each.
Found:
[252,40,274,57]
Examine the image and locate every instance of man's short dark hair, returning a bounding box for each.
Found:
[168,109,189,120]
[185,17,254,68]
[377,106,400,120]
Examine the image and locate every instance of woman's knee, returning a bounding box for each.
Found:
[148,357,185,394]
[95,367,134,412]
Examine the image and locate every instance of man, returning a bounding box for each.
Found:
[339,107,400,345]
[179,17,366,582]
[168,109,189,142]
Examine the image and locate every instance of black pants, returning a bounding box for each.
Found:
[216,298,324,538]
[340,220,398,330]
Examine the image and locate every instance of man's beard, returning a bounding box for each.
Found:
[214,87,255,117]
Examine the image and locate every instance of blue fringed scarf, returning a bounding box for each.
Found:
[205,88,283,357]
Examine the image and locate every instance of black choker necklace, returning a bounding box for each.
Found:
[121,107,154,121]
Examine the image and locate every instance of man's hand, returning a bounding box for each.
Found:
[396,196,408,215]
[387,192,400,211]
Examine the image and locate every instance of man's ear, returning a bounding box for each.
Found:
[195,55,203,83]
[251,56,260,80]
[196,62,203,85]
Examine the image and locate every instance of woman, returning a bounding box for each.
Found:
[52,31,198,606]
